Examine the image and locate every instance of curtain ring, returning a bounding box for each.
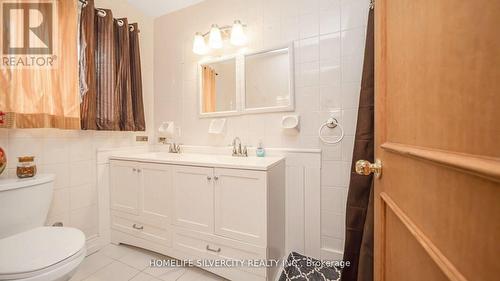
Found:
[117,19,124,27]
[128,24,135,32]
[97,9,107,17]
[80,0,88,8]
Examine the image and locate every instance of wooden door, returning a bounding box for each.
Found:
[139,162,173,227]
[214,168,267,246]
[373,1,500,281]
[172,165,214,233]
[110,160,140,215]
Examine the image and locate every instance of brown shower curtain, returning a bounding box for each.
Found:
[115,18,135,131]
[129,23,145,131]
[94,9,119,130]
[79,3,145,131]
[80,0,97,130]
[341,7,374,281]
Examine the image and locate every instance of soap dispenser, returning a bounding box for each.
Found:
[256,140,266,157]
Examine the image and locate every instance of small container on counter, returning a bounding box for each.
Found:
[17,156,37,178]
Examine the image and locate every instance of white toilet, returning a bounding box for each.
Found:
[0,174,86,281]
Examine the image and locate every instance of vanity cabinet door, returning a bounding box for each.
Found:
[172,166,214,233]
[110,160,140,215]
[139,163,173,227]
[214,168,267,246]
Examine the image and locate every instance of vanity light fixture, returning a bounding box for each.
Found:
[230,20,247,46]
[192,20,247,55]
[192,32,208,55]
[208,24,223,49]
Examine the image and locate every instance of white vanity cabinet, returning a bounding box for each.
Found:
[172,165,214,233]
[109,154,286,281]
[213,168,267,246]
[110,161,173,246]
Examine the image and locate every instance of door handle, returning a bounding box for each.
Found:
[132,224,144,230]
[206,245,221,253]
[355,159,382,178]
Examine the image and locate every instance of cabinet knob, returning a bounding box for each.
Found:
[137,169,141,173]
[132,168,137,172]
[207,176,212,181]
[214,176,219,181]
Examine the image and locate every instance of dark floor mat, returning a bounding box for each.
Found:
[279,252,341,281]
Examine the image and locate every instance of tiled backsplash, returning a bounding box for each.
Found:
[154,0,369,258]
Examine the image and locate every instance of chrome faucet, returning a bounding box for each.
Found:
[232,137,248,157]
[169,143,182,154]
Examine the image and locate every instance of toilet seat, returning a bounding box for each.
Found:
[0,227,86,280]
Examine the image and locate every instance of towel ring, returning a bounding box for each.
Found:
[319,117,344,144]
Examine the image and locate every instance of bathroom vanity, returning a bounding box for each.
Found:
[108,152,286,281]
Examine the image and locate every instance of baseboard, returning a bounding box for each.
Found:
[86,235,106,256]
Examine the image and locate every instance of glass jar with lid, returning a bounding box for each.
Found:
[17,156,37,178]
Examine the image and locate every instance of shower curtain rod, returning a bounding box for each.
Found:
[78,0,140,33]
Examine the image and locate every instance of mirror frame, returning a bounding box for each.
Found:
[241,43,295,114]
[198,55,243,118]
[197,44,295,118]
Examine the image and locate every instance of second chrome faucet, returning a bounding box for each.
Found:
[232,137,247,157]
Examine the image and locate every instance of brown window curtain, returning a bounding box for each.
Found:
[79,0,97,130]
[95,9,119,130]
[202,66,216,113]
[341,7,374,281]
[114,18,135,131]
[0,0,80,129]
[129,23,145,131]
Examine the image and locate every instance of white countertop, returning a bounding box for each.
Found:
[109,152,285,171]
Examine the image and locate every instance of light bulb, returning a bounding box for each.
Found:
[208,24,223,49]
[192,33,208,55]
[230,20,247,46]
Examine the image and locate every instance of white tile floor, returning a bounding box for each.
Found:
[70,244,227,281]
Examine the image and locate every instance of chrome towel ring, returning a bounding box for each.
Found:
[319,117,344,144]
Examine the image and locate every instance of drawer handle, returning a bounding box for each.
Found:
[206,245,221,253]
[132,224,144,230]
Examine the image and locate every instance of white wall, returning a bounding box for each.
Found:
[0,0,155,248]
[154,0,369,258]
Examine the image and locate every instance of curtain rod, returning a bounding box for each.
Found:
[78,0,140,33]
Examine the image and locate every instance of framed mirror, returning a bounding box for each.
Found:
[197,45,294,117]
[243,45,294,113]
[198,56,241,117]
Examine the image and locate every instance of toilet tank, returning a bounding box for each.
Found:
[0,174,54,239]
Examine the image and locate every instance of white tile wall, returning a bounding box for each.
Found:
[0,129,149,240]
[154,0,369,258]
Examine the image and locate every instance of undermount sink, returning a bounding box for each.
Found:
[109,151,284,171]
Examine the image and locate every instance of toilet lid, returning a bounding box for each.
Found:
[0,227,85,275]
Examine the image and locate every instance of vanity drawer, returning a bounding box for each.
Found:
[112,213,171,246]
[173,228,267,277]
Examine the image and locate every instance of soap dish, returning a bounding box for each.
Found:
[281,115,300,130]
